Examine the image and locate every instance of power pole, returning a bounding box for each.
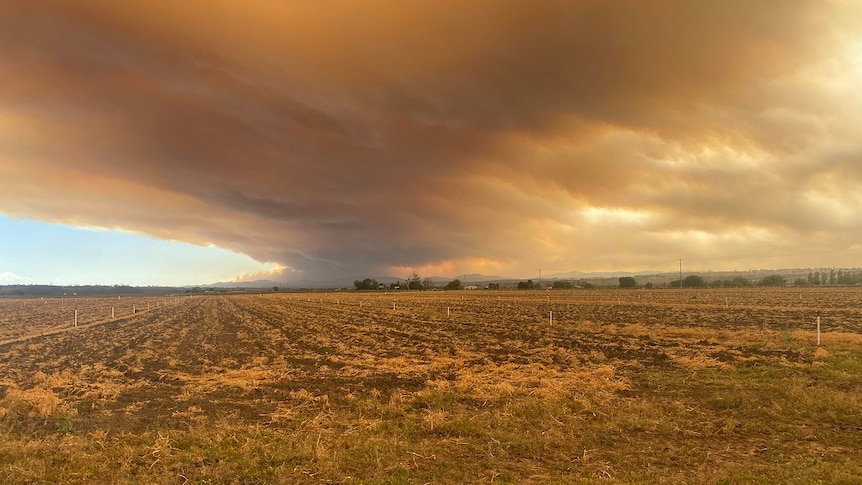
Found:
[678,259,683,289]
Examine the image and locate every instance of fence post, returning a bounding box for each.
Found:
[817,315,821,345]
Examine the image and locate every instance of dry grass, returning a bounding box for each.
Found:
[1,387,66,419]
[0,288,860,483]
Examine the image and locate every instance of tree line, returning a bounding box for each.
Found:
[353,273,464,291]
[355,269,862,291]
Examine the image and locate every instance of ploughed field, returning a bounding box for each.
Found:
[0,289,861,483]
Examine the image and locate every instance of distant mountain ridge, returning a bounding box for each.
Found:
[212,271,667,289]
[215,267,859,289]
[204,279,289,289]
[2,267,859,294]
[544,270,663,280]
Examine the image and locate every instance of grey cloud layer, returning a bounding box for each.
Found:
[1,0,860,279]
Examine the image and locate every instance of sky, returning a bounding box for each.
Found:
[2,1,862,285]
[0,216,279,286]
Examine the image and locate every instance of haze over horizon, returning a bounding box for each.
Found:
[2,1,862,286]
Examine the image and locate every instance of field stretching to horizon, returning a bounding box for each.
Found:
[0,288,861,483]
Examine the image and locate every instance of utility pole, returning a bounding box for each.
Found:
[678,259,684,289]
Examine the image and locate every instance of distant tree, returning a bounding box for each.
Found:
[272,286,279,292]
[407,272,423,290]
[422,278,435,290]
[837,270,862,285]
[517,279,536,290]
[618,276,637,288]
[487,283,500,290]
[729,276,751,287]
[683,275,706,288]
[552,280,573,289]
[353,278,379,290]
[644,282,654,289]
[444,279,463,290]
[760,275,786,287]
[793,278,808,287]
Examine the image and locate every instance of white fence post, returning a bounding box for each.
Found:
[817,315,821,345]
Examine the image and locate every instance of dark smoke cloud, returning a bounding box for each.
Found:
[1,0,861,280]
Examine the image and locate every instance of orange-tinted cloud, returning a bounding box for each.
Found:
[2,0,861,280]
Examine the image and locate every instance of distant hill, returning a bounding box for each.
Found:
[453,273,509,283]
[544,270,662,280]
[0,285,179,297]
[204,267,862,290]
[3,267,860,295]
[204,279,290,289]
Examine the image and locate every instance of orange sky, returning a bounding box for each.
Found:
[2,1,862,281]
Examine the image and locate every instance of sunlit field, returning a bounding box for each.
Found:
[1,288,861,483]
